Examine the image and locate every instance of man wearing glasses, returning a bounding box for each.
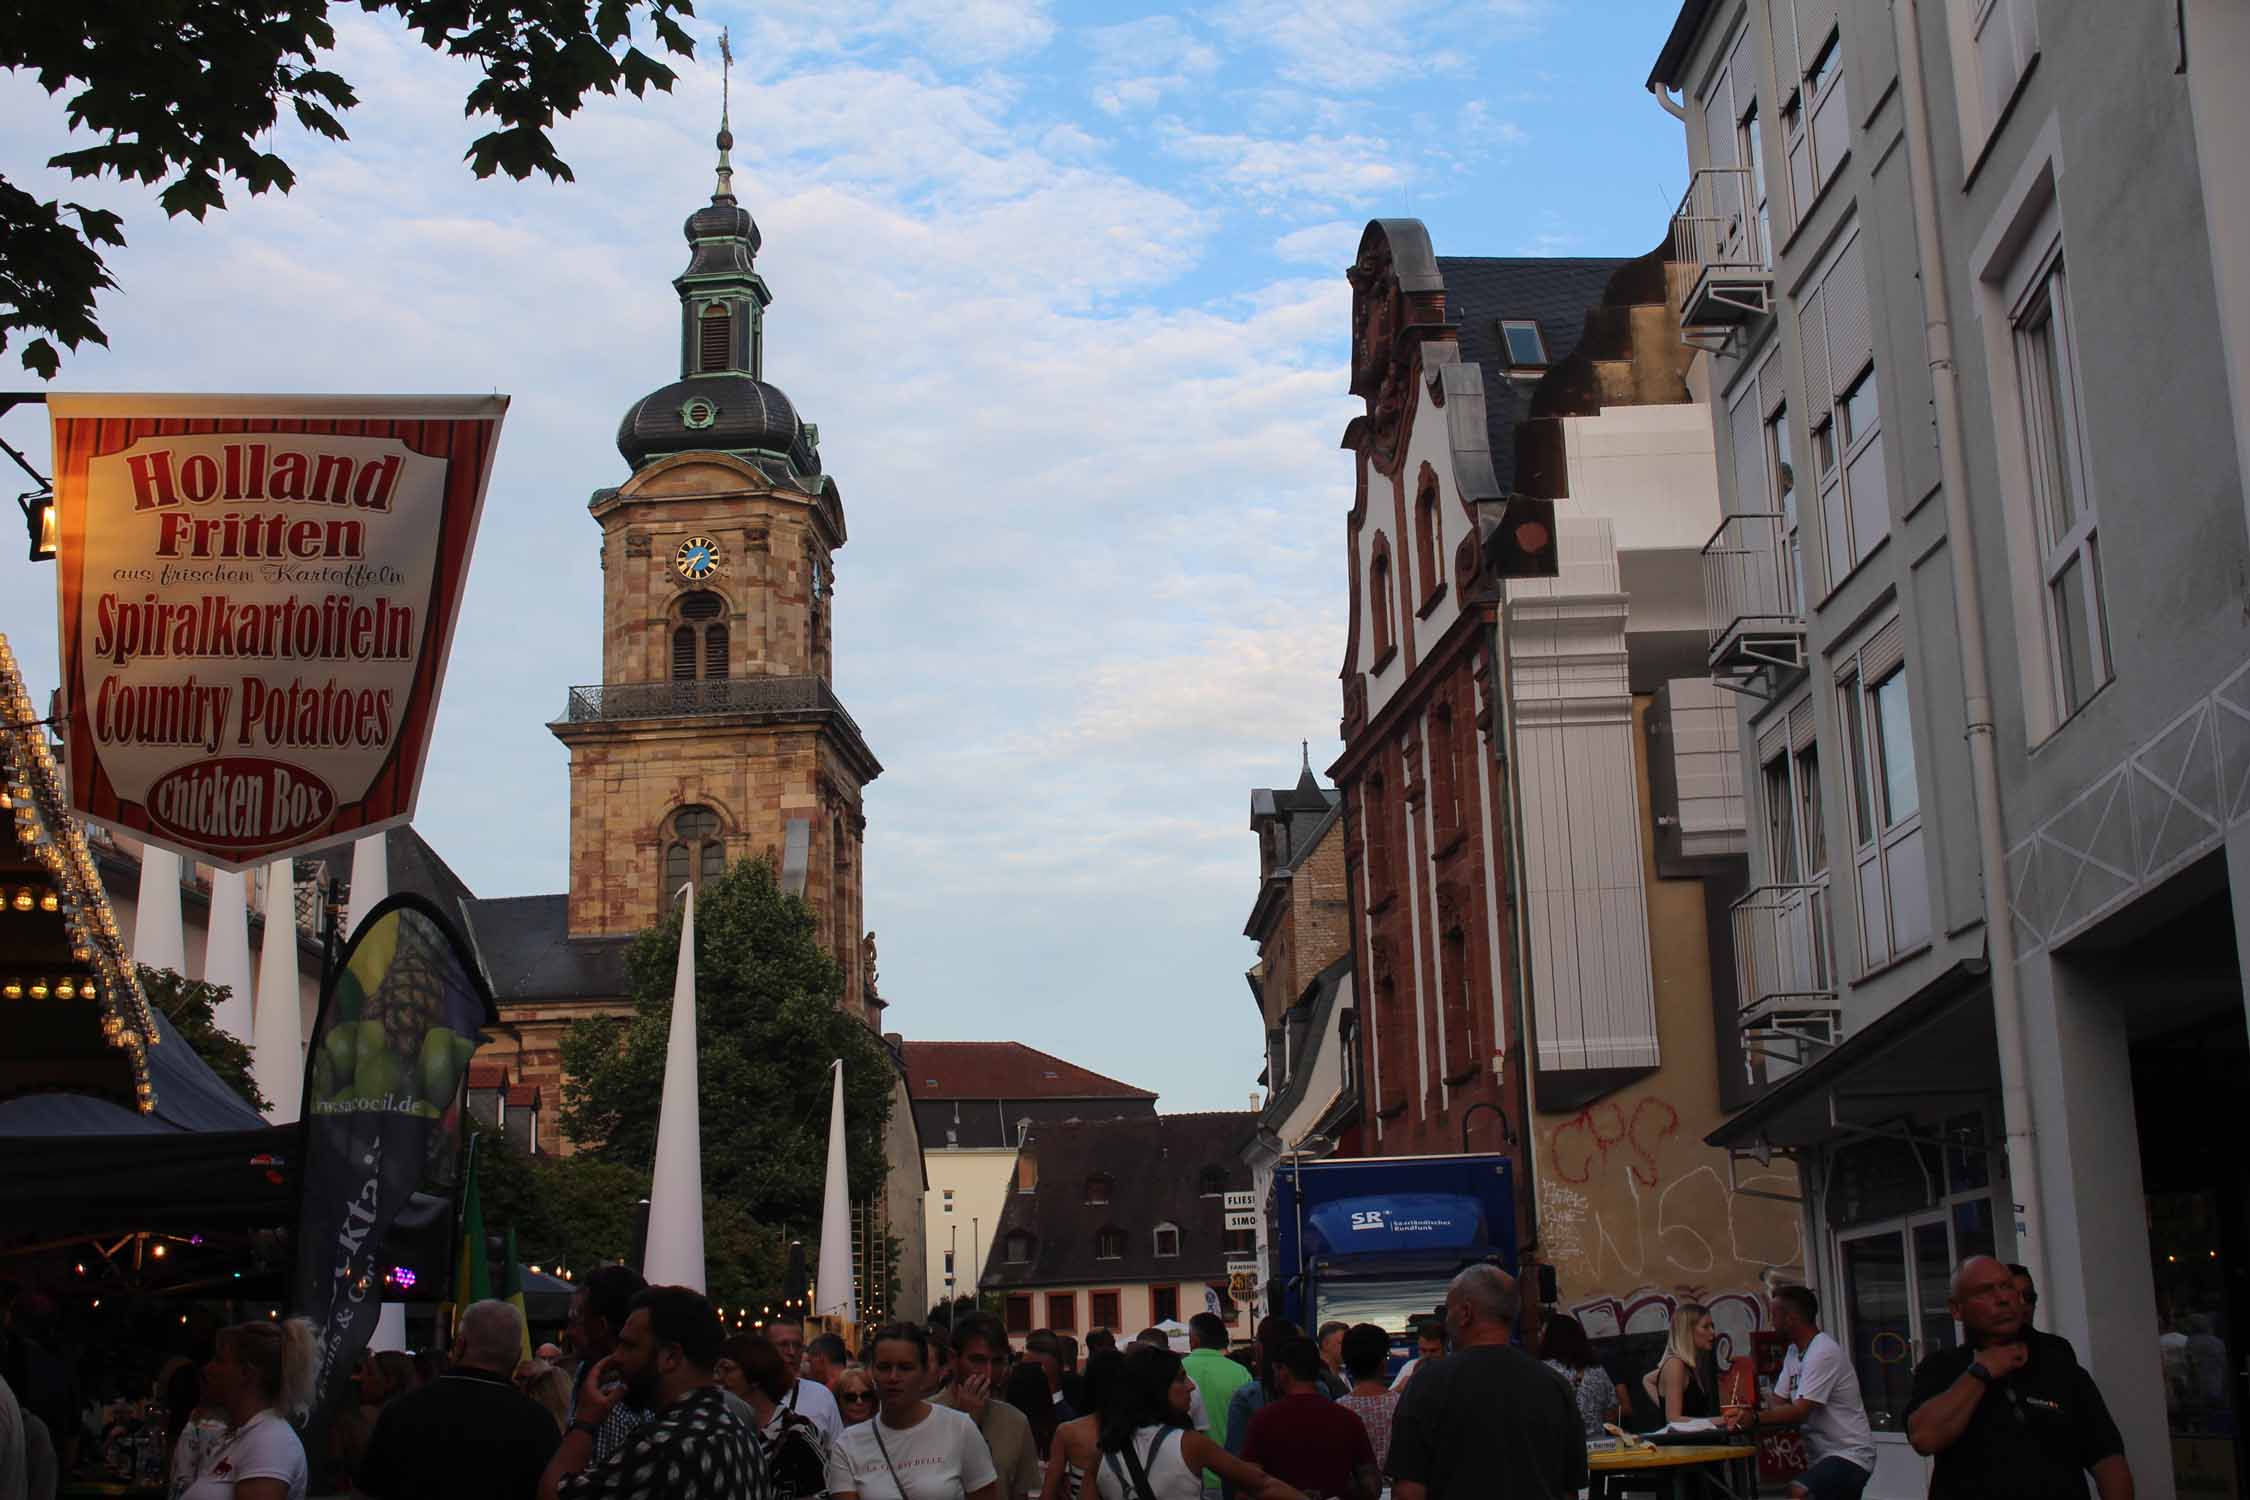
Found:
[1903,1256,2133,1499]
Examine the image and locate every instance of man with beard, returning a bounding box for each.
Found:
[541,1286,770,1500]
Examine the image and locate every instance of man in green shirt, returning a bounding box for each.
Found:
[1182,1311,1251,1489]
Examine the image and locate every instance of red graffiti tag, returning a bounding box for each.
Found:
[1548,1096,1681,1187]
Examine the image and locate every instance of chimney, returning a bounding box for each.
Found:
[1015,1128,1038,1193]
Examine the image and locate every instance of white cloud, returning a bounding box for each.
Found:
[1087,16,1221,116]
[1272,219,1364,266]
[1159,121,1407,212]
[1210,0,1541,91]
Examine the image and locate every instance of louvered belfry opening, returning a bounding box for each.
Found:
[673,591,728,680]
[699,305,733,372]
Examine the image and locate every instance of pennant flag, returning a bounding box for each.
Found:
[502,1224,531,1361]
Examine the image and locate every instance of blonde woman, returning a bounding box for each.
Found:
[513,1359,574,1434]
[179,1318,317,1500]
[1646,1303,1720,1424]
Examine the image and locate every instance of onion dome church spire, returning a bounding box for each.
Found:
[616,31,821,480]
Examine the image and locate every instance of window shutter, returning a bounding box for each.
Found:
[1824,240,1874,399]
[1758,715,1789,767]
[1790,696,1818,751]
[680,591,722,621]
[699,307,732,372]
[705,621,728,679]
[1798,285,1831,415]
[671,625,696,680]
[1729,381,1767,515]
[1862,616,1907,680]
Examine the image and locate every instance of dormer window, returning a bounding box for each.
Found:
[699,304,733,373]
[1153,1222,1180,1258]
[1095,1227,1126,1261]
[1198,1166,1228,1197]
[1005,1231,1035,1264]
[1086,1174,1114,1206]
[1501,319,1547,368]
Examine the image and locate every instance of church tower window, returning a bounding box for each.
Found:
[699,304,733,373]
[664,805,726,894]
[671,591,729,681]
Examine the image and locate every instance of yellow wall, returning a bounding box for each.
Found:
[1529,696,1802,1365]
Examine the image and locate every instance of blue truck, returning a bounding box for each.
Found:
[1266,1153,1516,1352]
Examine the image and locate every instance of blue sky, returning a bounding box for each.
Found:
[0,0,1691,1110]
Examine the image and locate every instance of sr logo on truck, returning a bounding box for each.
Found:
[1351,1210,1387,1231]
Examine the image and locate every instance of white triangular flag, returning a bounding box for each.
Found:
[133,843,185,974]
[643,886,706,1290]
[204,869,253,1043]
[816,1059,853,1320]
[253,860,303,1122]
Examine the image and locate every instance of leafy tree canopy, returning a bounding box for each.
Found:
[139,962,271,1113]
[1,0,696,377]
[560,857,897,1251]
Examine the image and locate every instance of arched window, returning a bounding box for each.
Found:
[1085,1174,1114,1206]
[1004,1231,1035,1264]
[1153,1221,1181,1258]
[699,303,733,373]
[1369,533,1397,666]
[1095,1227,1126,1261]
[663,805,726,895]
[1414,465,1443,613]
[671,591,729,681]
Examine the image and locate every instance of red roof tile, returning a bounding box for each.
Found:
[505,1083,540,1109]
[467,1060,512,1090]
[901,1042,1156,1102]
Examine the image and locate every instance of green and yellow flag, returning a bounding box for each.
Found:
[501,1224,532,1361]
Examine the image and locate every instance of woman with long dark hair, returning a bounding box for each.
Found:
[1001,1361,1057,1457]
[1037,1349,1125,1500]
[826,1323,1001,1500]
[1539,1314,1618,1441]
[1093,1346,1303,1500]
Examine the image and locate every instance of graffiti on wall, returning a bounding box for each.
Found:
[1538,1092,1802,1346]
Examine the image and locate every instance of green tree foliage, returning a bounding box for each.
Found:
[1,0,695,376]
[138,963,271,1113]
[558,858,896,1281]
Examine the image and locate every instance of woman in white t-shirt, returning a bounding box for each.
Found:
[827,1323,1001,1500]
[177,1318,316,1500]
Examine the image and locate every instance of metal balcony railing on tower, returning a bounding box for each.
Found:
[1667,167,1772,351]
[1702,512,1806,687]
[555,675,864,739]
[1731,882,1839,1086]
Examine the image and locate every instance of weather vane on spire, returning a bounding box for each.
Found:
[714,27,736,201]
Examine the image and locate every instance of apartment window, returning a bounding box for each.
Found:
[2014,257,2110,717]
[1089,1290,1122,1331]
[1839,625,1931,969]
[1500,320,1547,367]
[1797,743,1827,876]
[1767,403,1803,615]
[1964,0,2038,147]
[1223,1226,1257,1257]
[1153,1222,1181,1258]
[1085,1174,1113,1206]
[943,1249,955,1277]
[1047,1292,1077,1332]
[1762,754,1799,883]
[942,1189,955,1214]
[1005,1294,1033,1336]
[1095,1228,1126,1261]
[1739,101,1770,267]
[1806,33,1849,195]
[1801,235,1886,592]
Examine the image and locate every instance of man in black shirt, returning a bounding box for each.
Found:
[1904,1255,2133,1500]
[358,1299,561,1500]
[1386,1265,1587,1500]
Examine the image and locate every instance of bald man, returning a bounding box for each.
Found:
[1903,1256,2132,1500]
[357,1300,561,1500]
[1385,1265,1586,1500]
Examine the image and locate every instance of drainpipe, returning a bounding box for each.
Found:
[1890,0,2048,1295]
[1649,83,1688,121]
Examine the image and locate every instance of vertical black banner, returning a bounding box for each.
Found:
[291,893,493,1417]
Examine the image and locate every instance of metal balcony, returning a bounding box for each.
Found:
[1732,882,1839,1086]
[1703,512,1806,686]
[1667,168,1771,350]
[554,675,864,739]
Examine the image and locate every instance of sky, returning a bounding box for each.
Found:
[0,0,1692,1111]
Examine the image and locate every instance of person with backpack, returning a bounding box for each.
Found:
[1094,1347,1303,1500]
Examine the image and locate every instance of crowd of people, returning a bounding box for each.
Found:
[0,1251,2146,1500]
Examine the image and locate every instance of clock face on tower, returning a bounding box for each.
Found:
[674,536,722,580]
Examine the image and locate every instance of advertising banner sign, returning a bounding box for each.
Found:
[1223,1190,1257,1211]
[47,394,506,869]
[1224,1210,1259,1230]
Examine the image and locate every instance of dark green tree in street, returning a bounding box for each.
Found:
[559,858,897,1280]
[1,0,697,376]
[138,963,271,1113]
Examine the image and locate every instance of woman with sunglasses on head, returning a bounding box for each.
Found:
[827,1324,1000,1500]
[1096,1346,1304,1500]
[833,1370,879,1429]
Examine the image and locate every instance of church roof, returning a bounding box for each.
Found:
[458,894,635,1003]
[617,374,815,474]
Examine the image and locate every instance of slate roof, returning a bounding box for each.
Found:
[1435,256,1630,494]
[295,825,478,924]
[903,1042,1156,1102]
[981,1112,1258,1290]
[1250,761,1342,878]
[458,893,635,1004]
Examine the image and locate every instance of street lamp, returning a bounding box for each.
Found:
[17,490,54,562]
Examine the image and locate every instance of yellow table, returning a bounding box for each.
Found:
[1587,1442,1758,1499]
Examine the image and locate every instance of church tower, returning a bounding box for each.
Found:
[551,97,882,1017]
